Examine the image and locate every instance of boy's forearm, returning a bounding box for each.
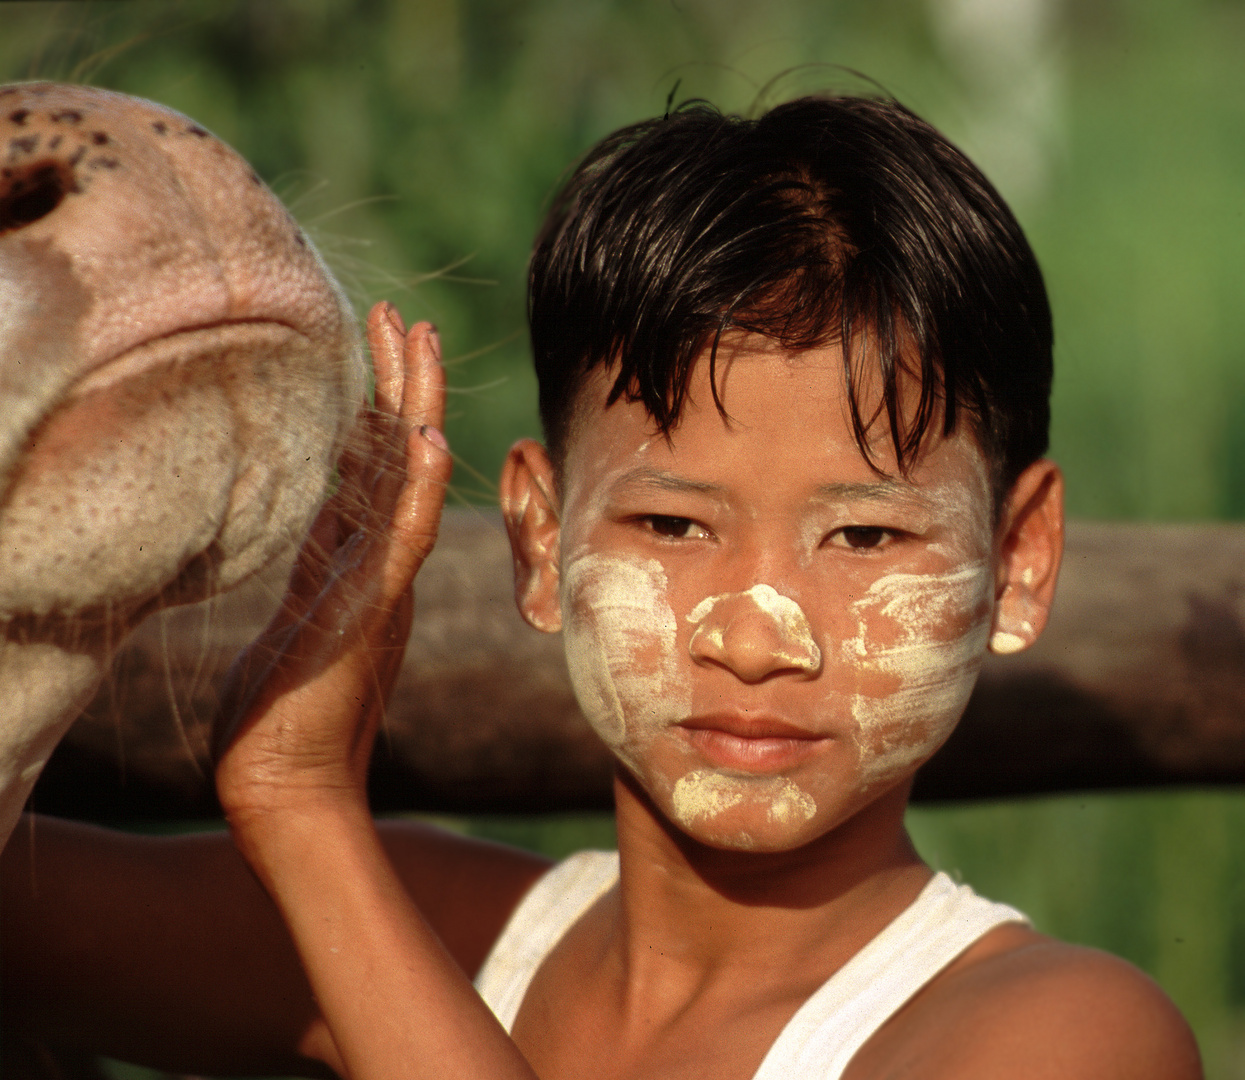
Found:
[0,816,329,1076]
[236,799,539,1080]
[207,303,533,1077]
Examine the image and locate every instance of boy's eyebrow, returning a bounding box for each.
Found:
[610,468,726,496]
[610,471,935,508]
[813,481,922,501]
[811,481,941,513]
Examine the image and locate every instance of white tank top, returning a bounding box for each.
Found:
[475,850,1028,1080]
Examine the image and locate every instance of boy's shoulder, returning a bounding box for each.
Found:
[848,924,1203,1080]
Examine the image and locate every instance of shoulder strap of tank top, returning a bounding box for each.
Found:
[752,871,1028,1080]
[474,849,620,1031]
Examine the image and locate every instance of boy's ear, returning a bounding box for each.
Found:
[989,459,1065,655]
[499,438,563,634]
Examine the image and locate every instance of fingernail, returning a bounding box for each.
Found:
[419,424,449,451]
[428,327,443,364]
[385,303,405,333]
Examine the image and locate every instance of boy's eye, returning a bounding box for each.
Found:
[642,514,710,540]
[829,526,895,550]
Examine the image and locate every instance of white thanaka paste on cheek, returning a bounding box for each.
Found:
[686,584,821,671]
[560,553,690,769]
[844,563,993,784]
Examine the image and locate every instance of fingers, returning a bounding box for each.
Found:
[215,306,452,797]
[303,303,453,596]
[374,421,453,597]
[346,303,439,525]
[364,302,446,439]
[366,302,408,417]
[400,320,446,440]
[345,303,453,599]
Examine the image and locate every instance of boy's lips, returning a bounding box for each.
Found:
[677,715,828,772]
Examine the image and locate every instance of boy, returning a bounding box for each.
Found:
[2,95,1201,1079]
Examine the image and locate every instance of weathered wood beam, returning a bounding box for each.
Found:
[26,513,1245,820]
[916,522,1245,799]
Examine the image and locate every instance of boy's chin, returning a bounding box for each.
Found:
[676,818,823,855]
[619,760,915,857]
[649,771,832,854]
[618,766,805,852]
[660,781,913,858]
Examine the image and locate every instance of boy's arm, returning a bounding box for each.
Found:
[214,304,543,1080]
[4,303,549,1079]
[0,815,548,1076]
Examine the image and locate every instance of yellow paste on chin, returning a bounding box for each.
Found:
[671,771,817,830]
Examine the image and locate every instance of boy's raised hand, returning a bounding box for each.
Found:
[214,301,452,826]
[210,308,538,1080]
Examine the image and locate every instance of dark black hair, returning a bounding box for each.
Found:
[528,94,1052,506]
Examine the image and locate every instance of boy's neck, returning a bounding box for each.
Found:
[608,769,930,976]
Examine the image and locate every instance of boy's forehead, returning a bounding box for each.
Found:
[568,331,931,431]
[560,337,991,508]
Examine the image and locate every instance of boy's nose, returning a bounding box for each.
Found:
[686,585,821,683]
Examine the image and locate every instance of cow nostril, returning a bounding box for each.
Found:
[0,163,71,234]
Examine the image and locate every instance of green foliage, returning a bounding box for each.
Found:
[4,0,1241,517]
[6,0,1245,517]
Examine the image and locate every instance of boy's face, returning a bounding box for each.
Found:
[506,334,1061,853]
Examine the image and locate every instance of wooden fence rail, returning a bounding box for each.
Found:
[27,512,1245,819]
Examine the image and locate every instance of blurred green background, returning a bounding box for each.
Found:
[4,1,1244,1076]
